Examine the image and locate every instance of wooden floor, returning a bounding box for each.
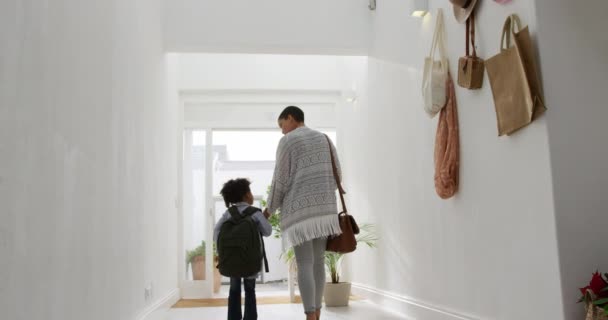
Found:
[172,295,361,308]
[172,296,303,308]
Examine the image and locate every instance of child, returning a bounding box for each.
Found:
[214,178,272,320]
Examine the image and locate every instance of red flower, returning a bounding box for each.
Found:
[580,271,608,298]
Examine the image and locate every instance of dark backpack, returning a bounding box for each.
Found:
[216,206,269,278]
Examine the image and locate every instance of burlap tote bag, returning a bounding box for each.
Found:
[486,14,547,136]
[422,9,449,118]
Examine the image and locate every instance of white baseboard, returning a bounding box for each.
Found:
[351,283,480,320]
[135,288,181,320]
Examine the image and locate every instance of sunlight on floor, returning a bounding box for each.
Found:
[168,282,407,320]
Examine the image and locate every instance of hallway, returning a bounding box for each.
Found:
[2,1,608,320]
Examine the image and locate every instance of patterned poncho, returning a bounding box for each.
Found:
[267,127,342,248]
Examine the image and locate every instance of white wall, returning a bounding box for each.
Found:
[534,1,608,319]
[175,53,355,129]
[340,1,563,319]
[0,1,178,319]
[163,0,371,55]
[177,54,346,91]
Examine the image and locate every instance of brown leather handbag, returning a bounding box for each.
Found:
[324,135,360,254]
[457,9,484,90]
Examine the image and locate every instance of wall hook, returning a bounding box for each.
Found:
[369,0,377,10]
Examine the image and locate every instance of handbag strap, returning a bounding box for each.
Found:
[429,9,440,56]
[510,14,523,33]
[500,15,512,50]
[324,134,347,214]
[500,14,523,51]
[429,9,447,60]
[465,9,477,57]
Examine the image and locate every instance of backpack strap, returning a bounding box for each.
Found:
[242,206,261,217]
[241,206,270,273]
[228,206,242,221]
[261,235,269,273]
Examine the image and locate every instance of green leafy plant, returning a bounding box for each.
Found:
[278,223,379,284]
[325,223,378,284]
[261,185,379,284]
[260,185,282,239]
[186,240,206,272]
[260,186,292,269]
[281,246,296,264]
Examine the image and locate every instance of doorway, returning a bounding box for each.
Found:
[180,128,336,298]
[170,52,362,299]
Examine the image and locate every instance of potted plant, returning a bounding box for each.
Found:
[260,186,283,239]
[186,241,207,280]
[579,271,608,319]
[262,187,301,300]
[323,223,378,307]
[277,224,378,306]
[279,243,299,302]
[186,241,223,292]
[262,186,379,306]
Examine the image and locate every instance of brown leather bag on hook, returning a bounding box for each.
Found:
[458,9,484,89]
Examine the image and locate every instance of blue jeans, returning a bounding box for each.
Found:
[228,277,257,320]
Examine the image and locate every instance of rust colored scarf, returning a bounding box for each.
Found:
[434,73,460,199]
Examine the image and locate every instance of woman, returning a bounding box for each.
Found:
[264,106,342,320]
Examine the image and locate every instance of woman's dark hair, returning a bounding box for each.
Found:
[278,106,305,123]
[220,178,251,208]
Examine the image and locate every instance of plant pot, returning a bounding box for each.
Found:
[586,302,608,320]
[191,255,206,280]
[213,256,221,293]
[324,282,351,307]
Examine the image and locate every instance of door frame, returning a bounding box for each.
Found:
[177,89,341,299]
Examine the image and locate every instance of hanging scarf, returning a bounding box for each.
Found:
[434,73,460,199]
